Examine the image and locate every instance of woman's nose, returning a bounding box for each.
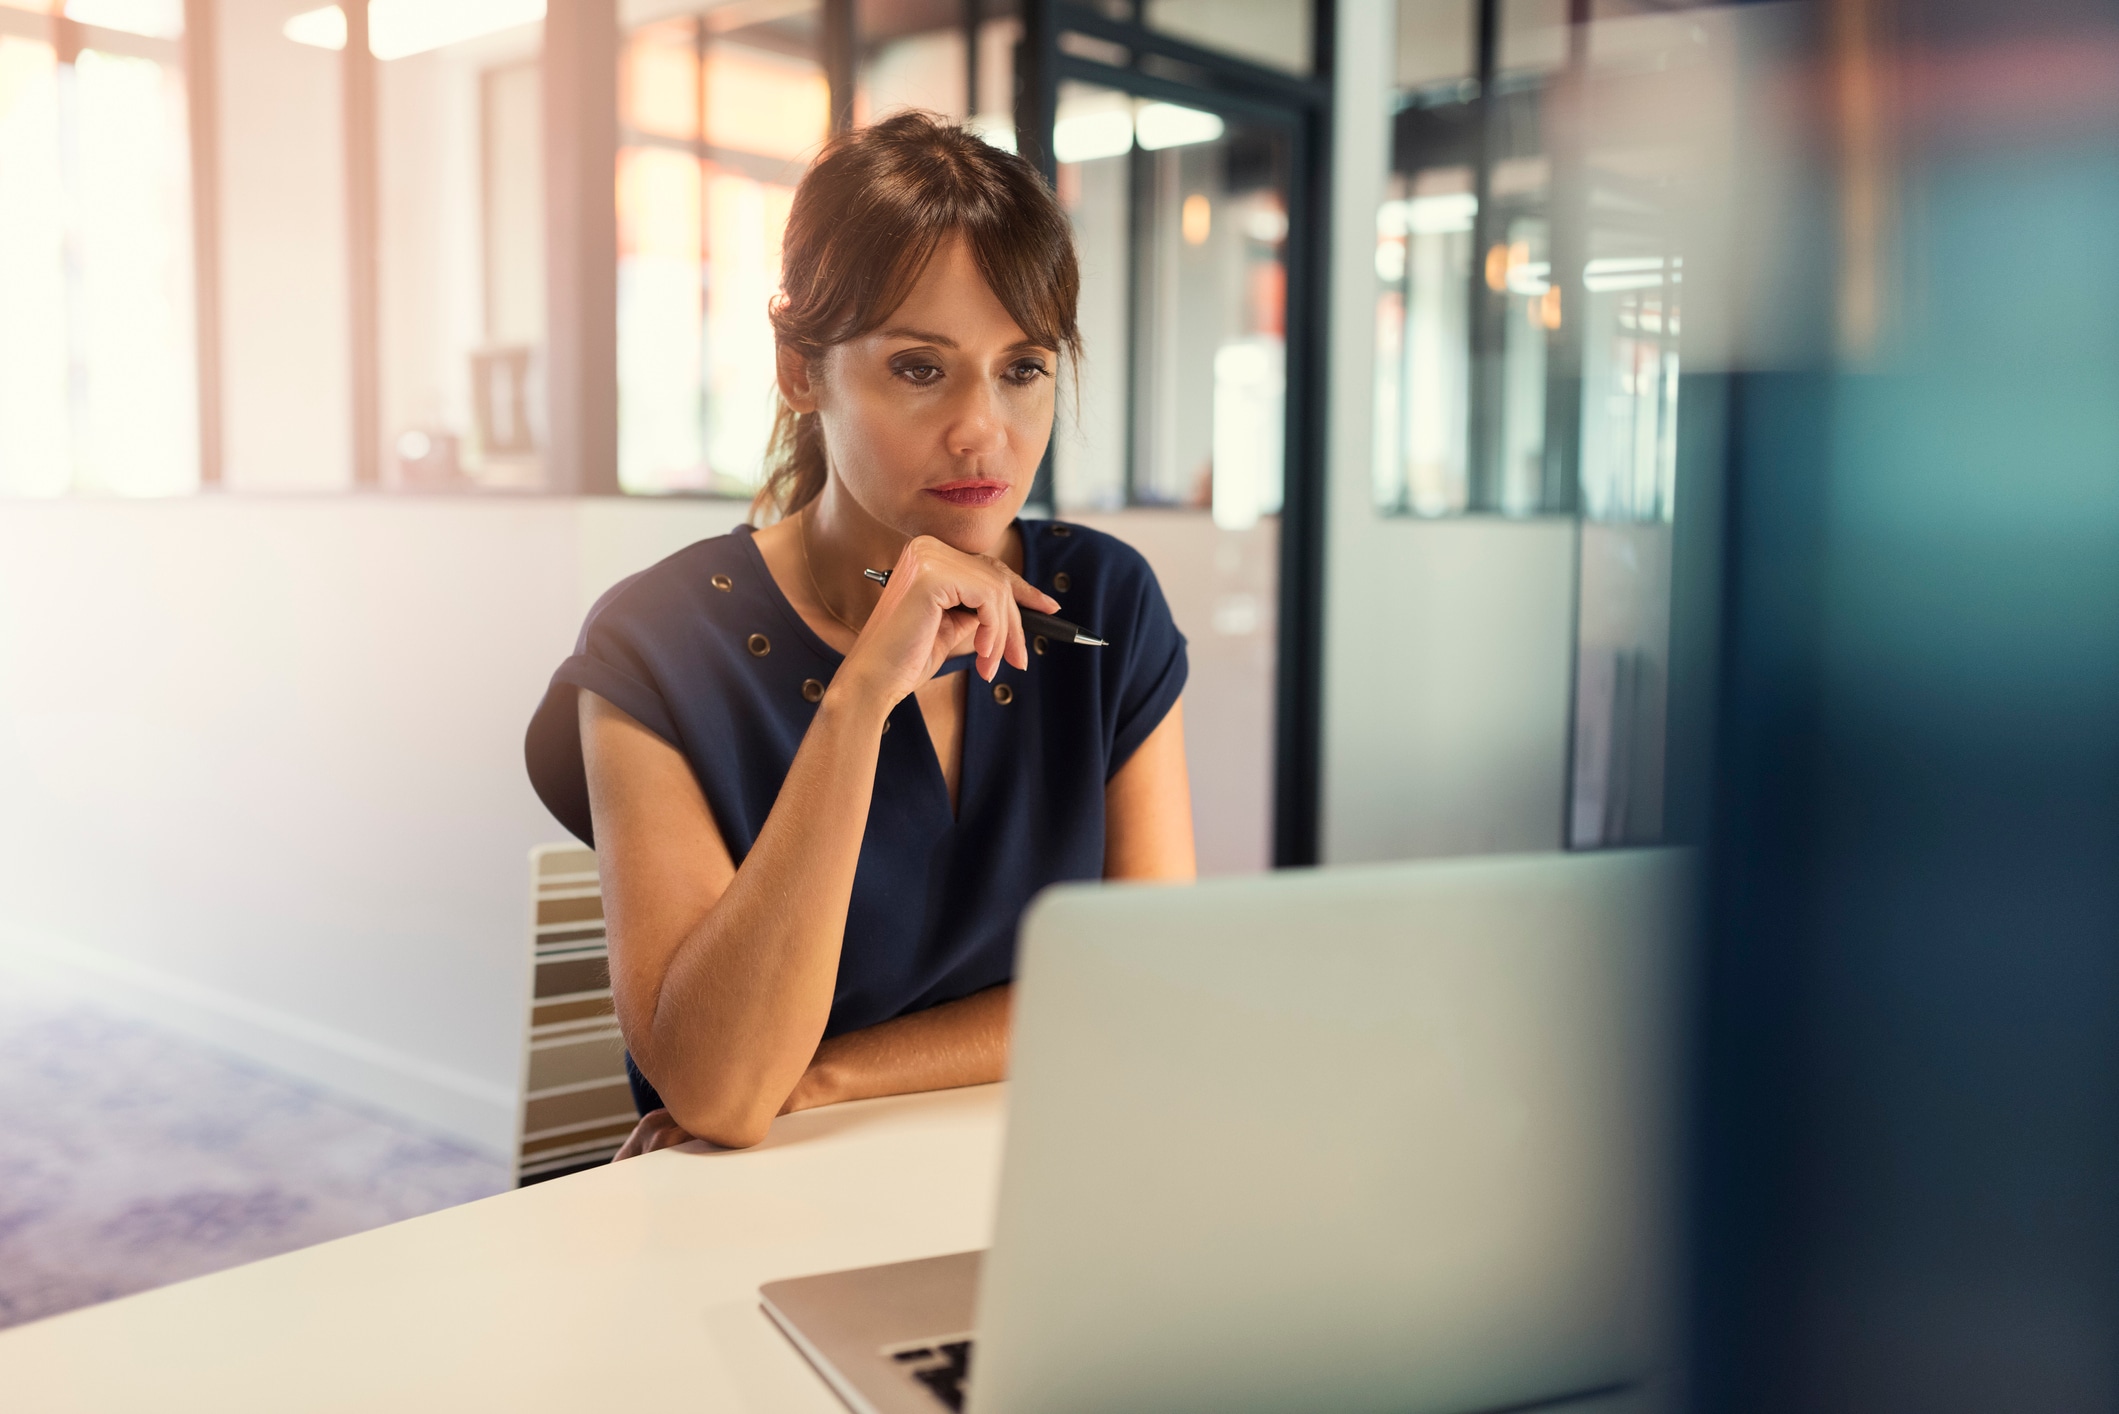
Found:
[948,382,1010,459]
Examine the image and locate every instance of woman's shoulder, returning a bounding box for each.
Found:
[577,525,763,650]
[1020,517,1159,594]
[1018,518,1183,671]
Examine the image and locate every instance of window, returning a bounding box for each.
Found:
[0,2,197,496]
[1053,82,1289,527]
[853,0,1017,138]
[615,7,828,497]
[1374,0,1685,523]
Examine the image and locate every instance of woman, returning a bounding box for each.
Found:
[525,112,1195,1153]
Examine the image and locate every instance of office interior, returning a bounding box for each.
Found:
[3,0,2117,1405]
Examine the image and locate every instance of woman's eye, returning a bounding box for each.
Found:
[1007,360,1051,384]
[896,363,943,384]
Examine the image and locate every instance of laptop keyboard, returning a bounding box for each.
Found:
[886,1336,974,1410]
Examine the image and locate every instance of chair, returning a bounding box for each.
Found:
[516,844,639,1184]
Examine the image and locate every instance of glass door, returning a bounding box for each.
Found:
[1021,0,1327,869]
[1049,78,1295,874]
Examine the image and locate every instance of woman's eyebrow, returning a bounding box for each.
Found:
[878,328,1052,355]
[879,326,957,348]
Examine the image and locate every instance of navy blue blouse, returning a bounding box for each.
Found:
[525,519,1186,1112]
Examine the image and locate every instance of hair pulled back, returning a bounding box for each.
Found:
[754,110,1081,522]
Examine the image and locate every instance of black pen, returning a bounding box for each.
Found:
[863,567,1108,646]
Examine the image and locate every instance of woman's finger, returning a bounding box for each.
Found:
[645,1118,692,1153]
[878,536,1051,688]
[939,556,1008,681]
[993,565,1030,671]
[615,1108,672,1161]
[1001,564,1056,670]
[974,578,1006,680]
[1007,563,1061,616]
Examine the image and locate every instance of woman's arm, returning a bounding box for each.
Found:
[773,699,1199,1116]
[586,536,1054,1150]
[582,687,876,1147]
[610,698,1200,1156]
[1103,698,1197,883]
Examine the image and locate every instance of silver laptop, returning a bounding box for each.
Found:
[762,849,1686,1414]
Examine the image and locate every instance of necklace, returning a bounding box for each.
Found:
[799,506,868,638]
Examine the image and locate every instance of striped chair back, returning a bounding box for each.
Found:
[517,844,639,1184]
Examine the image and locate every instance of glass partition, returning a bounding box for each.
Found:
[1380,0,1708,849]
[369,15,547,491]
[1052,80,1288,528]
[1375,0,1694,523]
[615,3,828,496]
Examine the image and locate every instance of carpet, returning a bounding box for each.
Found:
[0,975,511,1330]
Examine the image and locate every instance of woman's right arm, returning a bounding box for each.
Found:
[579,535,1058,1149]
[581,685,882,1149]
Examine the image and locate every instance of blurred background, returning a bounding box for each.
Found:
[4,0,2119,1402]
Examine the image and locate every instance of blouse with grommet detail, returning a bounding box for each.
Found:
[525,520,1188,1114]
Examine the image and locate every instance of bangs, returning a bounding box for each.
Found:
[756,110,1081,521]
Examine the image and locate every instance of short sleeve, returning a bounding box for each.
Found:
[1105,552,1189,779]
[524,571,681,847]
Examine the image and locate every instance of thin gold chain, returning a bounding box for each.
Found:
[799,505,867,638]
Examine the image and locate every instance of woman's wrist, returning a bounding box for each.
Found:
[815,673,898,736]
[782,1053,849,1114]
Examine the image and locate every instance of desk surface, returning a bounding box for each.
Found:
[0,1084,1005,1413]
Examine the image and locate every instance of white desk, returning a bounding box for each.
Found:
[0,1084,1005,1413]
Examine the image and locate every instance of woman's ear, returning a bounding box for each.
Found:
[777,343,819,414]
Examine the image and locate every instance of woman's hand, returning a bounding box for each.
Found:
[835,535,1058,708]
[614,1107,696,1159]
[608,1069,843,1160]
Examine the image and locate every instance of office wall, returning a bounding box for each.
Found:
[1324,517,1578,861]
[0,497,745,1154]
[1318,1,1578,865]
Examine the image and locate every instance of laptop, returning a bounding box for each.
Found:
[762,849,1686,1414]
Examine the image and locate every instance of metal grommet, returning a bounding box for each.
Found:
[1052,571,1071,593]
[993,683,1014,705]
[801,678,824,703]
[882,718,893,734]
[710,573,733,592]
[1049,523,1072,537]
[1032,635,1047,655]
[747,633,770,656]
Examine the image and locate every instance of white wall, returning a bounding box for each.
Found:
[1075,510,1278,877]
[0,497,745,1154]
[1318,0,1580,864]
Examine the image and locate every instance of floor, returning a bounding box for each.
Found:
[0,973,511,1331]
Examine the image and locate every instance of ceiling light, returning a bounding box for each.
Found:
[1134,102,1222,151]
[64,0,183,39]
[1052,108,1133,165]
[1583,256,1681,293]
[282,5,347,50]
[283,0,546,61]
[1380,192,1477,236]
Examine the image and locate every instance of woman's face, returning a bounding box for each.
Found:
[779,233,1059,552]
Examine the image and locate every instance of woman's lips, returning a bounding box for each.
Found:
[923,480,1009,508]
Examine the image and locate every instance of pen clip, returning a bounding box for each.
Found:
[863,568,891,585]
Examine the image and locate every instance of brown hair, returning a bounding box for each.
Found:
[752,110,1082,522]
